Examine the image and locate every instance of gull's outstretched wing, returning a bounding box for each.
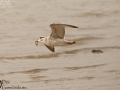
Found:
[50,23,78,39]
[44,45,55,52]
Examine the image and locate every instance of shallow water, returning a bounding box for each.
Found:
[0,0,120,90]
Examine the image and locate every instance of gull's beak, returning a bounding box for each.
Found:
[37,38,41,42]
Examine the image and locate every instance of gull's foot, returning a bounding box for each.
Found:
[66,41,76,44]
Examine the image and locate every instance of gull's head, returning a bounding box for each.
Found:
[38,37,46,43]
[35,37,46,46]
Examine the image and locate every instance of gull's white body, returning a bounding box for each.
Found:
[38,36,67,46]
[36,23,78,52]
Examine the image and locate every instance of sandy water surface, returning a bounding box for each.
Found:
[0,0,120,90]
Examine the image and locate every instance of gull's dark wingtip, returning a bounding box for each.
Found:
[50,23,78,28]
[61,24,78,28]
[72,26,79,28]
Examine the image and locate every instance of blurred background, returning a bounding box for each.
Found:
[0,0,120,90]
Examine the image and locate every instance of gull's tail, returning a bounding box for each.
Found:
[65,41,76,44]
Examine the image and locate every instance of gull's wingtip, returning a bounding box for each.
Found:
[72,25,79,28]
[50,23,79,28]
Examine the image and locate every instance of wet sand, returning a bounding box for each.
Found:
[0,0,120,90]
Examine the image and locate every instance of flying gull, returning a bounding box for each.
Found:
[35,23,78,52]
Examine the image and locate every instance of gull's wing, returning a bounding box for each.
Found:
[44,45,55,52]
[50,23,78,39]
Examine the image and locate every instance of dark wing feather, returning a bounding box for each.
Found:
[59,24,78,28]
[50,23,78,39]
[44,45,55,52]
[50,24,65,39]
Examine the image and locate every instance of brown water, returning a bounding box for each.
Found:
[0,0,120,90]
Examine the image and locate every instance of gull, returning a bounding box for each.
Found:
[35,23,78,52]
